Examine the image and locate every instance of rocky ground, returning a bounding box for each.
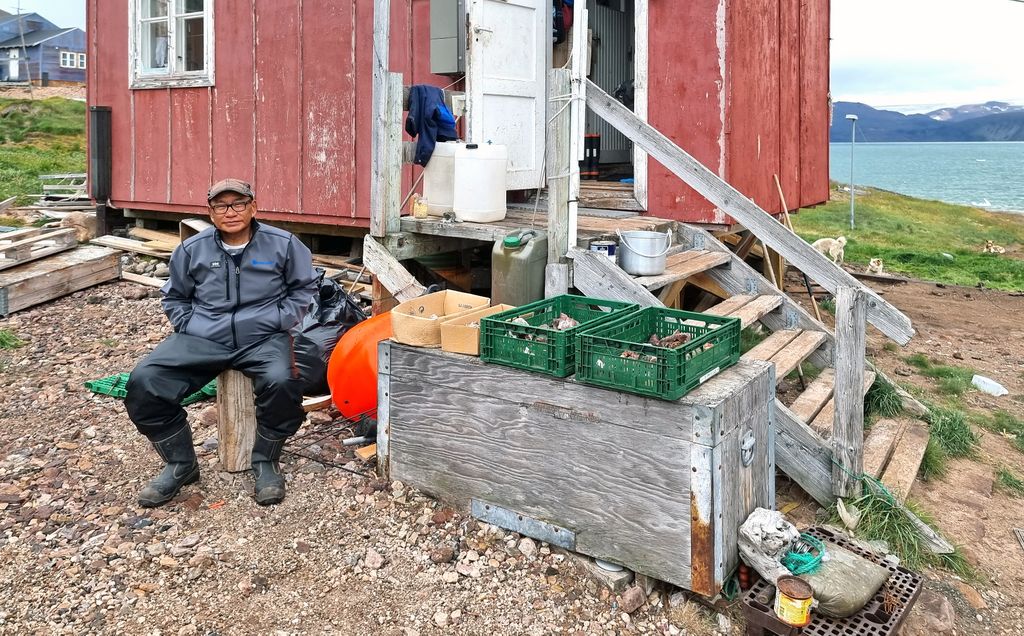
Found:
[1,278,1021,635]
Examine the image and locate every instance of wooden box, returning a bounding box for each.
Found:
[377,342,776,595]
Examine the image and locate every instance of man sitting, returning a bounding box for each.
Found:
[125,179,318,507]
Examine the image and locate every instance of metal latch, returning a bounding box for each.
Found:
[741,427,756,467]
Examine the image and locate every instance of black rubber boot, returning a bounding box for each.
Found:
[252,431,287,506]
[138,426,200,508]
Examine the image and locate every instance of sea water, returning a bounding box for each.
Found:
[829,141,1024,213]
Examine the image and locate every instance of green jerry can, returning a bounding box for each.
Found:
[491,229,548,307]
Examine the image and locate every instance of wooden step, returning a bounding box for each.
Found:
[706,294,783,329]
[771,331,828,381]
[788,368,836,423]
[742,329,826,385]
[810,371,876,434]
[632,249,730,290]
[880,421,930,503]
[862,418,910,478]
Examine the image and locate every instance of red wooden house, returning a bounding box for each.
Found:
[87,0,829,230]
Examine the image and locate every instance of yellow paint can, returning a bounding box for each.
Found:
[774,575,813,627]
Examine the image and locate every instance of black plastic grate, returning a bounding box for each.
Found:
[741,527,923,636]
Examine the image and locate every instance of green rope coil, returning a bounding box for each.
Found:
[782,533,826,575]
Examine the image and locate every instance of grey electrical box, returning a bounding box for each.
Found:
[430,0,466,75]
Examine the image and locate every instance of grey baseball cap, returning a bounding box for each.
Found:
[208,178,254,202]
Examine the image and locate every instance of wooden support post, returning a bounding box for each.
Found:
[833,287,866,497]
[370,0,401,238]
[217,370,257,473]
[585,78,915,345]
[546,68,572,298]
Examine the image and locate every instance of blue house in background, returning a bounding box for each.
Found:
[0,10,86,84]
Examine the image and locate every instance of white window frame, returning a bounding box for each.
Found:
[60,51,78,69]
[129,0,215,89]
[78,53,86,69]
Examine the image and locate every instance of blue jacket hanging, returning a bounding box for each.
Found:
[404,85,459,166]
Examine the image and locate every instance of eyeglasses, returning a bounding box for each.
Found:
[209,199,252,215]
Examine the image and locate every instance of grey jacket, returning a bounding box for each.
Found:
[161,221,318,349]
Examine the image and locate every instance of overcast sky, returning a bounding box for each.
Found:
[831,0,1024,113]
[5,0,84,30]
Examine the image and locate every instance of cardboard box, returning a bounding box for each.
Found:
[391,290,490,347]
[440,304,516,356]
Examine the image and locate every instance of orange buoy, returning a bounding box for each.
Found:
[327,312,392,419]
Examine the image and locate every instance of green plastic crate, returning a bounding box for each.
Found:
[480,295,638,377]
[84,372,217,406]
[575,307,741,400]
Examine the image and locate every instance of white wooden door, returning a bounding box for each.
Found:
[9,50,19,81]
[466,0,548,191]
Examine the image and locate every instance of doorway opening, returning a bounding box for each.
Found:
[579,0,641,212]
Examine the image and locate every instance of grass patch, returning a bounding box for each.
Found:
[0,329,25,349]
[818,297,835,315]
[831,489,973,577]
[971,409,1024,454]
[925,406,980,458]
[0,98,86,205]
[883,342,900,353]
[996,466,1024,498]
[0,215,25,227]
[902,354,975,397]
[865,376,903,418]
[918,437,949,481]
[792,184,1024,291]
[741,326,768,355]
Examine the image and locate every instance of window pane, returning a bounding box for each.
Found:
[178,16,204,72]
[142,0,168,18]
[177,0,203,13]
[143,20,169,72]
[79,53,86,69]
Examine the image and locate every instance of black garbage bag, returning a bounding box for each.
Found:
[291,268,367,395]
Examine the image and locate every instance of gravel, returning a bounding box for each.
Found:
[0,282,729,635]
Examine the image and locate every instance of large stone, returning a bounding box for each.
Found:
[899,589,956,636]
[619,585,647,614]
[953,582,987,611]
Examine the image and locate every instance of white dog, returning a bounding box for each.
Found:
[867,258,884,275]
[983,240,1006,254]
[812,236,847,264]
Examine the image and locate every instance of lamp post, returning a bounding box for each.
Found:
[845,114,859,230]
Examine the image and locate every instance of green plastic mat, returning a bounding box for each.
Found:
[84,373,218,406]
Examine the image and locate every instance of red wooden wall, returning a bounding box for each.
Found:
[88,0,446,227]
[647,0,830,224]
[88,0,829,228]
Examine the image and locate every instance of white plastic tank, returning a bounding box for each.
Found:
[453,143,508,223]
[422,141,461,217]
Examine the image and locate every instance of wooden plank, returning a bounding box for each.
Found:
[704,294,754,319]
[769,330,827,382]
[880,422,929,504]
[728,295,784,329]
[789,368,835,423]
[586,80,915,345]
[355,444,378,461]
[862,419,909,479]
[547,69,572,266]
[632,250,731,290]
[0,246,120,317]
[362,234,426,303]
[678,225,832,371]
[811,371,876,435]
[302,395,333,412]
[216,370,257,473]
[0,234,78,272]
[567,248,663,307]
[743,330,800,363]
[774,399,836,506]
[90,235,172,258]
[121,271,165,288]
[833,287,867,498]
[127,227,181,247]
[1,228,77,260]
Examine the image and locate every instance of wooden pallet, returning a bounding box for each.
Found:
[91,235,173,258]
[0,227,78,272]
[0,246,120,316]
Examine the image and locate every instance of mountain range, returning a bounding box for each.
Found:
[830,101,1024,142]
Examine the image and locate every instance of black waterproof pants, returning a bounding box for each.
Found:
[125,332,305,443]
